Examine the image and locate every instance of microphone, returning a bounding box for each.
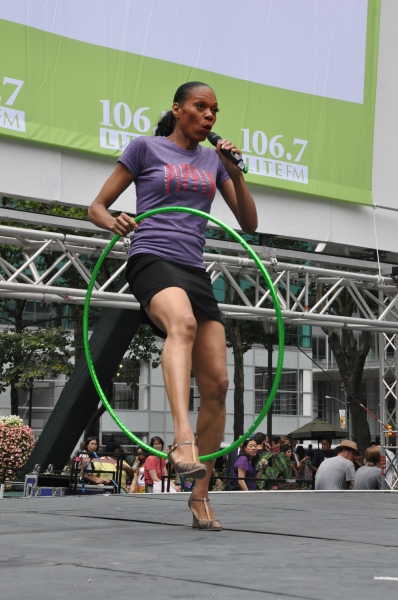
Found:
[207,131,248,173]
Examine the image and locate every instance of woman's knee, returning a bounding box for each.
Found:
[202,372,229,405]
[168,313,197,343]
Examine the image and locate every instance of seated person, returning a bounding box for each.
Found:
[354,446,382,490]
[92,442,135,492]
[315,440,358,490]
[233,438,266,491]
[80,437,110,485]
[129,448,146,493]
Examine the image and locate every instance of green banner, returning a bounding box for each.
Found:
[0,1,380,205]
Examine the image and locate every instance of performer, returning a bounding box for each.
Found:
[88,81,257,530]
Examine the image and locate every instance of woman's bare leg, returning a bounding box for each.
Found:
[190,311,228,520]
[145,287,199,465]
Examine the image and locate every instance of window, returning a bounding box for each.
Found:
[112,359,140,410]
[314,381,329,420]
[255,368,300,415]
[312,336,326,361]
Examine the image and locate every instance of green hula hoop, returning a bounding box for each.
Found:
[83,206,284,461]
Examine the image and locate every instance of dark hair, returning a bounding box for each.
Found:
[149,436,164,450]
[296,445,305,461]
[104,441,121,453]
[280,444,292,454]
[155,81,212,137]
[239,438,258,462]
[253,432,266,445]
[84,437,98,451]
[321,437,333,446]
[272,436,281,445]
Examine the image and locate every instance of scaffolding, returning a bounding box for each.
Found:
[1,220,397,488]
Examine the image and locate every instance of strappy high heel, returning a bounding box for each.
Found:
[188,494,222,531]
[168,440,207,479]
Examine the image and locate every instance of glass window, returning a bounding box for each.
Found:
[255,367,300,415]
[112,359,140,410]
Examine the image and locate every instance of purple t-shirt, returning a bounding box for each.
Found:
[233,455,257,491]
[118,136,230,268]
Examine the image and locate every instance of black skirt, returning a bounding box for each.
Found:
[125,253,224,339]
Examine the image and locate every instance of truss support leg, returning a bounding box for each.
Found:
[379,289,398,490]
[23,304,141,473]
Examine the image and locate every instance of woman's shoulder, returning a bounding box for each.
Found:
[234,454,250,468]
[144,454,157,466]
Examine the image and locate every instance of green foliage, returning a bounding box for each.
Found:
[256,451,293,490]
[0,327,74,394]
[117,324,163,393]
[125,324,163,370]
[2,198,88,220]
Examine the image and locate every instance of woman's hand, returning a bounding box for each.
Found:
[95,477,110,485]
[217,141,258,234]
[112,212,138,236]
[215,139,243,178]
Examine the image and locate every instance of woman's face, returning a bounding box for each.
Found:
[285,448,292,458]
[136,450,145,461]
[153,439,163,451]
[173,86,218,143]
[87,439,97,452]
[246,441,258,457]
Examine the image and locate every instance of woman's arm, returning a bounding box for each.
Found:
[88,162,138,236]
[122,461,135,479]
[129,470,139,493]
[237,468,249,491]
[148,468,161,483]
[216,140,258,234]
[84,473,109,485]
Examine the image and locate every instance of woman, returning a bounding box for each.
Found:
[92,442,135,493]
[281,444,299,479]
[143,437,179,493]
[129,447,146,493]
[88,81,257,529]
[80,437,110,486]
[143,436,167,492]
[233,438,264,491]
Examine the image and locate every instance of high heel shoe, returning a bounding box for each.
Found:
[168,440,207,479]
[188,494,222,531]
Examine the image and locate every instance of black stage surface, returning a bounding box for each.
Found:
[1,491,398,599]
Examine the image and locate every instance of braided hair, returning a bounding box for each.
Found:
[155,81,212,136]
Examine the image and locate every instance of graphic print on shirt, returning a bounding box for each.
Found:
[164,163,216,198]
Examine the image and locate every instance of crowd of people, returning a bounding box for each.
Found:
[75,432,386,493]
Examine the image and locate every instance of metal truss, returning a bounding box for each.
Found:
[1,223,398,333]
[2,221,398,488]
[379,290,398,490]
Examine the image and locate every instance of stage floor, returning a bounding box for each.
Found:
[1,491,398,599]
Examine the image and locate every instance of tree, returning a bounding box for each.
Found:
[0,328,74,415]
[317,287,372,452]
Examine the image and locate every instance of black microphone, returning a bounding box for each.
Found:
[207,131,248,173]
